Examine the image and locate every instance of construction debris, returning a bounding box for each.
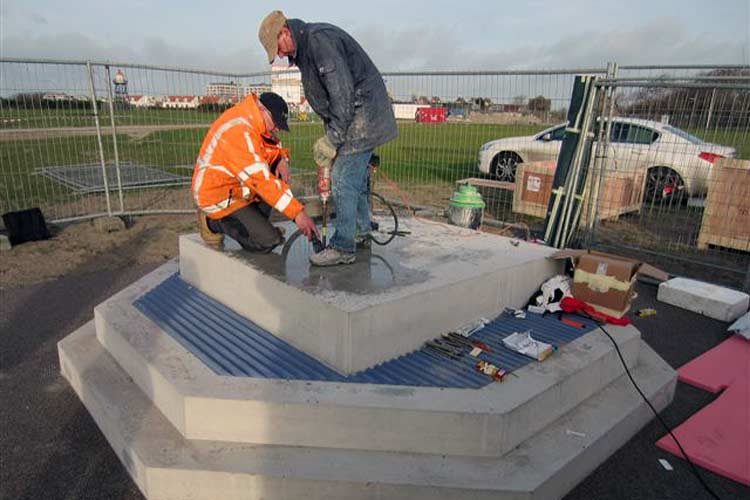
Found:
[475,360,506,381]
[502,330,554,361]
[550,249,668,318]
[527,305,546,315]
[637,308,657,318]
[658,277,750,323]
[530,275,573,313]
[729,312,750,340]
[454,317,490,337]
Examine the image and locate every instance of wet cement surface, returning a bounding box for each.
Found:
[214,218,541,302]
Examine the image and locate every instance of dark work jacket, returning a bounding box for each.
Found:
[287,19,398,155]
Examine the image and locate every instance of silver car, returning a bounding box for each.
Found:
[477,117,737,199]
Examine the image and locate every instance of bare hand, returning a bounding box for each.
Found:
[276,157,291,183]
[294,212,320,240]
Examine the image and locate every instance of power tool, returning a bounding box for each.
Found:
[317,159,332,250]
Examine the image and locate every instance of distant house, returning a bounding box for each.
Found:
[205,82,271,100]
[500,104,523,113]
[392,103,429,120]
[127,95,161,108]
[162,96,200,109]
[42,93,73,102]
[200,96,221,106]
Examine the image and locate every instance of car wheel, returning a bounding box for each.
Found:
[644,167,685,205]
[490,152,521,183]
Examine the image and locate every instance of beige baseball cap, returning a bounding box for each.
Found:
[258,10,287,64]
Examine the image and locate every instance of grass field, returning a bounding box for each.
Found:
[0,107,219,129]
[0,122,546,206]
[0,118,747,218]
[1,117,746,287]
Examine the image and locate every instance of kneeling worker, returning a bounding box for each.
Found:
[192,92,318,251]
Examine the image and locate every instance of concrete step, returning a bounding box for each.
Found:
[93,261,643,457]
[179,217,563,374]
[59,320,676,500]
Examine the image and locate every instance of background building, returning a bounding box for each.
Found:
[205,81,271,100]
[271,64,303,106]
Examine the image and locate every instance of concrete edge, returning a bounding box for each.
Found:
[92,262,645,456]
[98,261,642,412]
[58,325,677,500]
[58,322,151,499]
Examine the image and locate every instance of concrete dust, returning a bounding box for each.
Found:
[0,214,194,288]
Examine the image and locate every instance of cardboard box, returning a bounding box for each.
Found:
[513,162,644,222]
[697,158,750,252]
[550,249,669,318]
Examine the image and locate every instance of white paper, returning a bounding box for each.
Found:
[502,330,553,361]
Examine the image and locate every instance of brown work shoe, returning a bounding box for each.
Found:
[196,210,223,247]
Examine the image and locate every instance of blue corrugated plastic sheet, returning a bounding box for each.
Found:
[134,274,599,389]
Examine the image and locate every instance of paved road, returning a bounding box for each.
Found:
[0,257,746,499]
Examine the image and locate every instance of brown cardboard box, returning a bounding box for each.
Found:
[550,249,669,318]
[512,162,644,222]
[697,158,750,252]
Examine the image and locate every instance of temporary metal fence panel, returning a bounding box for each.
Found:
[579,71,750,290]
[1,58,748,287]
[0,59,280,222]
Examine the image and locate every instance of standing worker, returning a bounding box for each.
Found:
[258,10,398,266]
[192,92,318,252]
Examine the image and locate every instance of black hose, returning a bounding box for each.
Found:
[369,191,399,246]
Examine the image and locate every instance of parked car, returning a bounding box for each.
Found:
[477,118,737,200]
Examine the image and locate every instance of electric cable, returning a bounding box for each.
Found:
[597,323,722,500]
[368,191,399,246]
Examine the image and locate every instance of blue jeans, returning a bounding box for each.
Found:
[330,149,373,253]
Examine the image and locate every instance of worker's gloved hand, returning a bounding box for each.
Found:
[294,211,320,241]
[313,135,337,168]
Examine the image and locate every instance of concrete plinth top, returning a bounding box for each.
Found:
[197,219,556,311]
[179,218,562,374]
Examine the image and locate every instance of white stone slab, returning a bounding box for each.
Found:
[93,260,643,457]
[657,277,749,322]
[179,218,562,374]
[58,320,677,500]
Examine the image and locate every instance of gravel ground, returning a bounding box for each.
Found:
[0,230,747,500]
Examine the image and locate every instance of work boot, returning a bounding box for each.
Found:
[309,247,356,267]
[196,210,223,248]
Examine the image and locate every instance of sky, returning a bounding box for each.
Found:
[1,0,749,72]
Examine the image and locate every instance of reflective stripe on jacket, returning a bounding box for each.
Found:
[191,94,304,220]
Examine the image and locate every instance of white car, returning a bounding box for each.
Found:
[477,117,737,199]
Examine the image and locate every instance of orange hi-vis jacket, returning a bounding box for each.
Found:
[192,94,304,220]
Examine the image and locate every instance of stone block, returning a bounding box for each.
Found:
[658,277,749,322]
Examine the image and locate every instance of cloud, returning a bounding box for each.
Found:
[0,32,268,74]
[28,12,47,25]
[354,17,744,71]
